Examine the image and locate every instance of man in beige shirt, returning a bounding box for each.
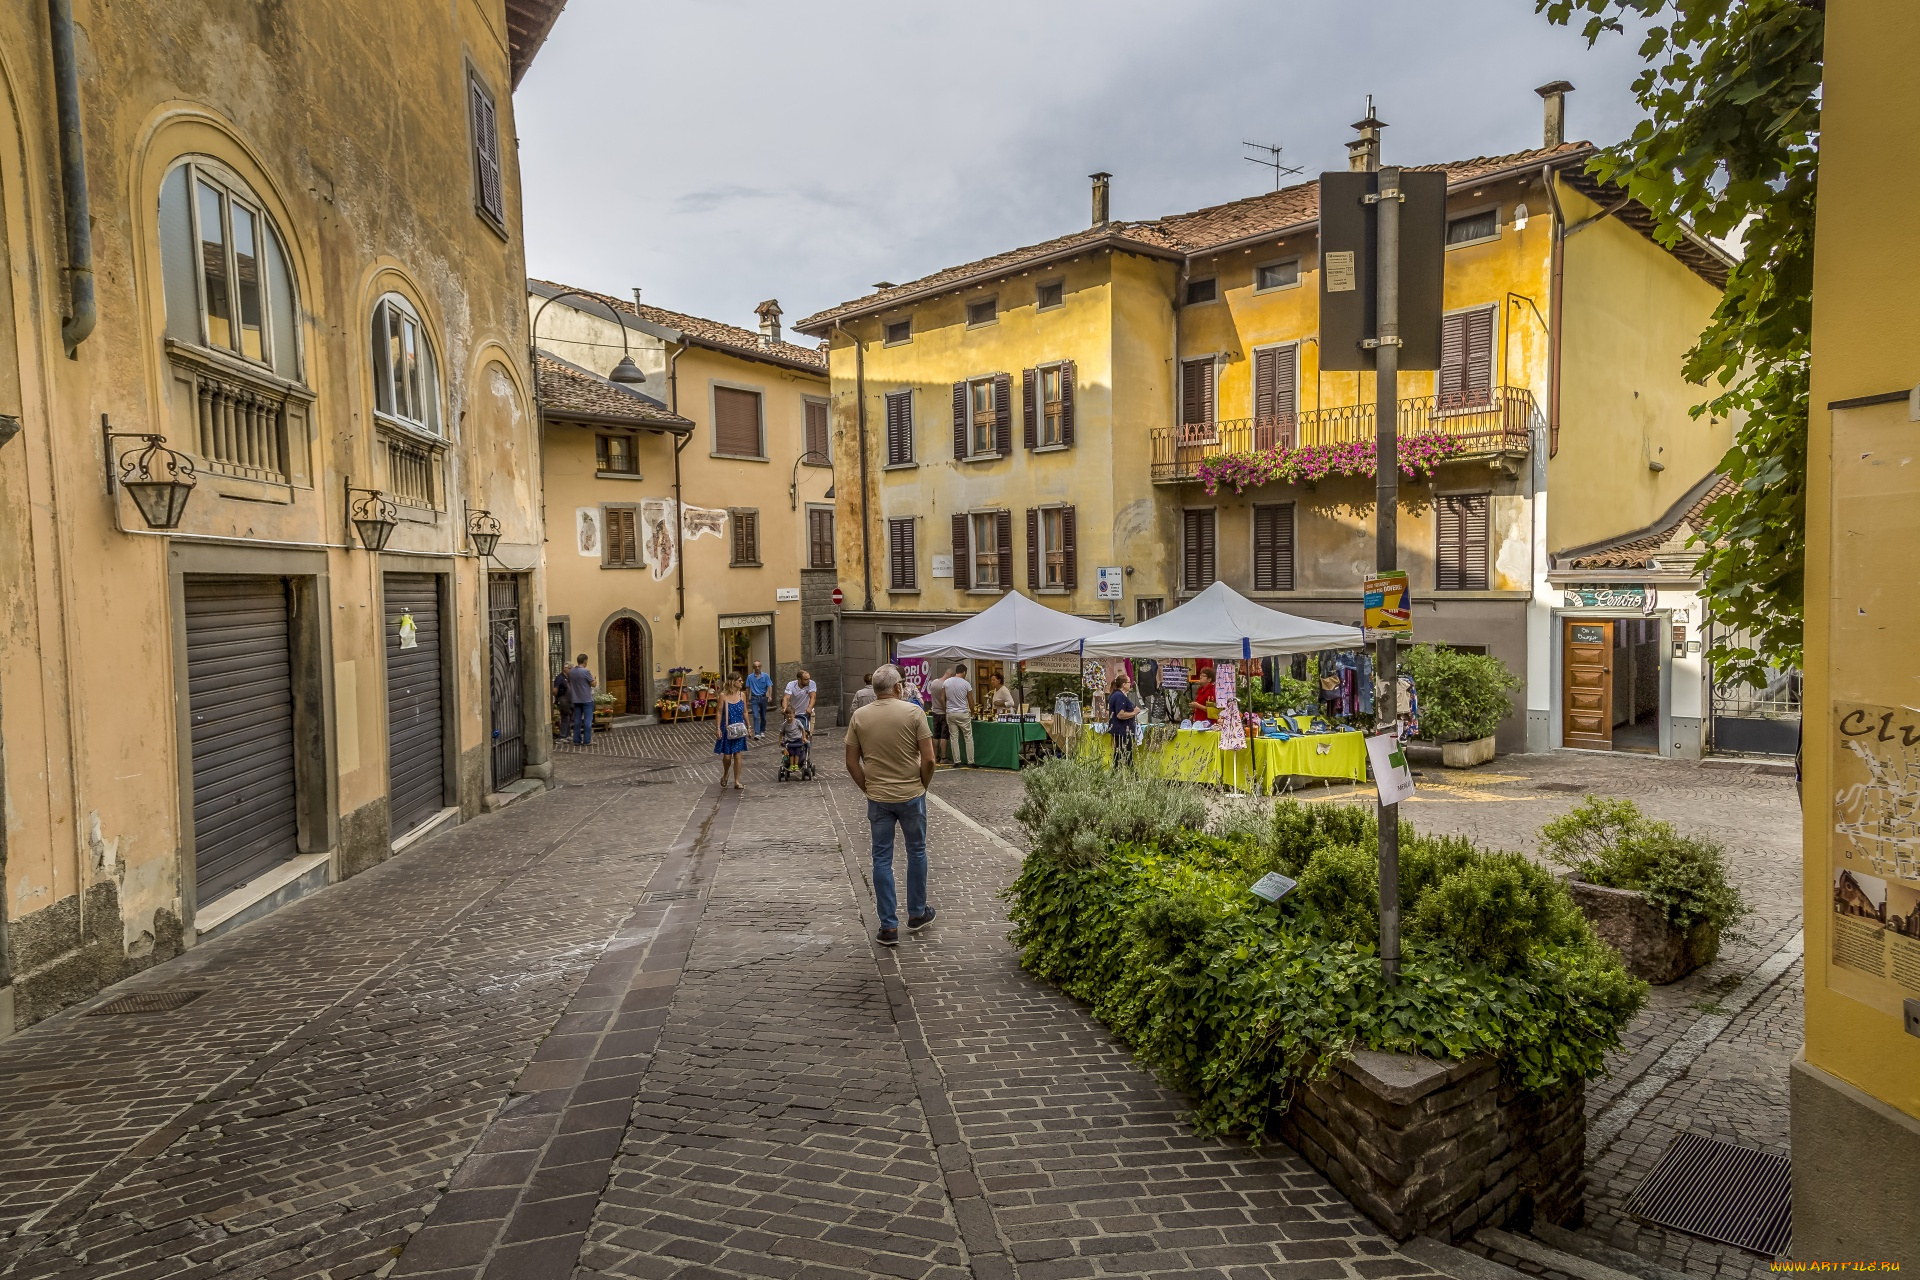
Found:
[845,664,936,946]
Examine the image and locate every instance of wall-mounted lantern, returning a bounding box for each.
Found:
[466,507,502,558]
[103,417,196,529]
[344,477,398,551]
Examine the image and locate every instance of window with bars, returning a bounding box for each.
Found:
[1438,307,1496,411]
[887,518,917,592]
[469,71,505,229]
[885,390,914,466]
[596,433,638,475]
[713,385,765,457]
[803,398,831,462]
[812,619,835,656]
[1436,493,1491,590]
[603,506,640,568]
[1136,598,1164,622]
[1182,508,1217,592]
[807,506,835,568]
[1181,357,1216,431]
[1252,503,1295,592]
[729,508,760,566]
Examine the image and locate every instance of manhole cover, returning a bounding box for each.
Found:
[1625,1130,1791,1257]
[89,989,206,1016]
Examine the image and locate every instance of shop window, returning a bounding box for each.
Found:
[729,508,760,566]
[596,432,638,475]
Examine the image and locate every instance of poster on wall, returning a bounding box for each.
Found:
[575,506,602,557]
[1828,700,1920,1013]
[895,656,929,706]
[640,499,678,582]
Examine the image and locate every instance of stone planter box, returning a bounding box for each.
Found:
[1566,877,1718,984]
[1277,1050,1584,1243]
[1441,735,1497,768]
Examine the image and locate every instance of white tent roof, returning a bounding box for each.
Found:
[1081,581,1363,659]
[894,591,1118,662]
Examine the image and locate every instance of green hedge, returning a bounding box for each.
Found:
[1402,644,1519,743]
[1006,759,1646,1139]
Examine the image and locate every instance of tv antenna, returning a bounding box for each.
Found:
[1242,140,1303,191]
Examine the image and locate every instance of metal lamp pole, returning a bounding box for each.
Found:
[1373,165,1403,986]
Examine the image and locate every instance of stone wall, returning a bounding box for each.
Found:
[799,569,846,724]
[1278,1049,1584,1242]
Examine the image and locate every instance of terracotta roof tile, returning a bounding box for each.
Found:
[532,280,827,373]
[535,350,691,429]
[1560,474,1738,570]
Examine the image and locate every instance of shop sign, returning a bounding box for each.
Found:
[1025,653,1081,674]
[1095,566,1125,600]
[1362,570,1412,639]
[1562,583,1657,614]
[721,613,774,629]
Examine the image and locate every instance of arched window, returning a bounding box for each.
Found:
[157,159,300,380]
[369,294,442,435]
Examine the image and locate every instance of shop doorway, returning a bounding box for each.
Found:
[1562,618,1662,753]
[720,621,771,683]
[1612,618,1662,752]
[605,617,649,714]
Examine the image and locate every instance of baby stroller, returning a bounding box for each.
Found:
[777,718,814,782]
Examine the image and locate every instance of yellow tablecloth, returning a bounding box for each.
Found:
[1079,728,1368,790]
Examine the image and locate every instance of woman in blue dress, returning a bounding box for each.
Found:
[713,674,749,789]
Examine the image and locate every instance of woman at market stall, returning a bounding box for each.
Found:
[712,674,750,790]
[1108,675,1140,768]
[988,671,1016,717]
[1189,661,1217,725]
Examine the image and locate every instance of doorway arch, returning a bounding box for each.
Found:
[598,610,653,716]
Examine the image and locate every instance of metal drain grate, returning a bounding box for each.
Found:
[88,989,207,1016]
[1626,1130,1791,1257]
[645,890,701,903]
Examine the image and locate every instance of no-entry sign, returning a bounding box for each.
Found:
[830,587,844,606]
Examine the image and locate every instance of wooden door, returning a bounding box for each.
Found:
[1563,620,1614,749]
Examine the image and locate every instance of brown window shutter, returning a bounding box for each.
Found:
[994,373,1013,456]
[804,399,830,459]
[1461,493,1490,590]
[1253,503,1294,591]
[808,507,834,568]
[1026,508,1040,590]
[1061,360,1076,445]
[1437,496,1463,589]
[885,391,912,466]
[1439,312,1468,403]
[470,76,504,224]
[1254,346,1297,425]
[1061,505,1077,590]
[731,510,758,565]
[1465,308,1494,403]
[952,382,968,459]
[1183,509,1215,591]
[605,507,636,566]
[1182,359,1215,426]
[713,386,763,456]
[996,509,1013,589]
[1022,369,1037,450]
[952,513,970,590]
[888,518,915,591]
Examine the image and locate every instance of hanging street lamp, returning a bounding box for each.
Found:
[343,477,398,551]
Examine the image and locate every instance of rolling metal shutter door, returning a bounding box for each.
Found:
[185,576,299,904]
[384,573,445,836]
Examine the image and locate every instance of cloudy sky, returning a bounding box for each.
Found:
[515,0,1653,334]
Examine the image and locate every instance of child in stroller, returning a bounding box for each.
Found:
[777,708,814,781]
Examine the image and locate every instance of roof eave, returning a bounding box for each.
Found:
[542,407,694,434]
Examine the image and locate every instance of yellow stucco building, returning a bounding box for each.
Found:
[0,0,567,1035]
[798,89,1733,751]
[1794,0,1920,1258]
[529,284,835,718]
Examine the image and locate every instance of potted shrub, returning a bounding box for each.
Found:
[592,691,616,728]
[1540,797,1749,984]
[1401,644,1519,767]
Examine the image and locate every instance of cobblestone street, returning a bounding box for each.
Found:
[0,725,1801,1279]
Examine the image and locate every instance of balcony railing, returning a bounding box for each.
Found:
[1150,386,1539,483]
[385,433,442,510]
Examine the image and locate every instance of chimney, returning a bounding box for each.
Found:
[1536,81,1574,148]
[1089,172,1112,226]
[631,287,643,310]
[754,298,782,346]
[1346,108,1385,172]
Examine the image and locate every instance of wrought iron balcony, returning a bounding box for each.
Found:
[1149,386,1539,484]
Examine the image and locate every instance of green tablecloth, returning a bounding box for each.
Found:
[929,716,1050,769]
[1079,726,1368,789]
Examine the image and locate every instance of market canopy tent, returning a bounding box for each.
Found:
[895,590,1118,661]
[1082,581,1363,659]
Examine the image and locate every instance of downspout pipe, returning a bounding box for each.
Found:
[833,319,873,612]
[668,339,689,623]
[1542,164,1565,457]
[49,0,94,356]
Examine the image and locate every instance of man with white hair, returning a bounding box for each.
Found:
[845,663,937,946]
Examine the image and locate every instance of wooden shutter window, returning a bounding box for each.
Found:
[1436,494,1490,590]
[1440,309,1495,409]
[730,509,759,566]
[1061,505,1078,590]
[1183,509,1216,591]
[885,391,913,466]
[1181,358,1215,427]
[804,399,830,460]
[1023,369,1038,450]
[1253,503,1295,592]
[1060,359,1076,446]
[1253,346,1297,442]
[952,382,968,459]
[996,509,1013,590]
[469,74,504,225]
[808,507,834,568]
[993,373,1013,456]
[889,518,916,591]
[1026,508,1041,590]
[713,386,763,457]
[951,513,970,590]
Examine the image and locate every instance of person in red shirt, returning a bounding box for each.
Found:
[1189,661,1217,723]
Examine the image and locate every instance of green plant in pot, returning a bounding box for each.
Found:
[592,691,616,725]
[1540,796,1750,984]
[1401,644,1518,767]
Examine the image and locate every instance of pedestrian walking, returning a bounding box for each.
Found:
[564,654,597,745]
[713,674,749,789]
[745,660,772,739]
[1108,674,1141,769]
[926,669,949,763]
[782,668,818,735]
[844,664,936,947]
[849,670,878,715]
[944,663,975,766]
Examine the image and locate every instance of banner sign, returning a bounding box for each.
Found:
[1562,583,1657,614]
[1363,570,1412,639]
[1365,732,1416,806]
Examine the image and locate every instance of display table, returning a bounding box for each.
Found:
[1253,732,1369,788]
[1080,726,1368,789]
[929,716,1050,769]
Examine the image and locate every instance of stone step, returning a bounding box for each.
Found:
[1529,1224,1692,1280]
[1475,1228,1644,1280]
[1402,1235,1531,1280]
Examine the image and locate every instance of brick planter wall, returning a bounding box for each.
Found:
[1277,1050,1584,1242]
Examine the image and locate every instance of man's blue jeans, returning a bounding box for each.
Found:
[750,695,768,736]
[868,795,928,932]
[570,702,593,745]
